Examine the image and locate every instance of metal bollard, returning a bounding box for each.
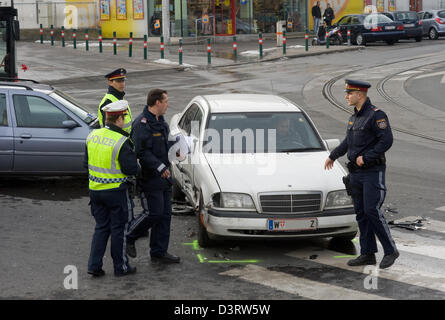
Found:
[233,36,237,62]
[283,31,286,55]
[85,29,89,51]
[144,35,147,60]
[326,31,329,49]
[40,24,43,44]
[258,32,263,59]
[179,39,183,65]
[98,29,103,53]
[129,32,133,57]
[61,26,65,47]
[160,36,165,59]
[73,29,77,49]
[207,39,211,65]
[113,31,117,55]
[347,28,351,46]
[50,25,54,46]
[305,30,309,51]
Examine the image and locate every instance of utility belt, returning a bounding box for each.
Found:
[346,154,386,172]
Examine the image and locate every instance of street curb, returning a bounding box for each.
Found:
[43,46,364,85]
[203,46,365,70]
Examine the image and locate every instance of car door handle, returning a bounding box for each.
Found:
[20,133,32,139]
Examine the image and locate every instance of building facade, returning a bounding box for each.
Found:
[12,0,445,38]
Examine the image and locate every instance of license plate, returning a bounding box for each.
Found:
[404,23,414,27]
[386,26,395,30]
[267,218,318,231]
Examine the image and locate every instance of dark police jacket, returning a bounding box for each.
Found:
[83,123,138,191]
[329,98,393,171]
[132,107,174,191]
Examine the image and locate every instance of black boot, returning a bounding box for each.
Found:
[347,254,376,266]
[379,250,399,269]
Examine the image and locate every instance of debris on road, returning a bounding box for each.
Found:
[389,216,427,231]
[172,202,195,216]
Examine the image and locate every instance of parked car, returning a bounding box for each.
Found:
[334,13,405,45]
[418,10,445,40]
[169,94,357,247]
[383,11,423,42]
[0,80,97,175]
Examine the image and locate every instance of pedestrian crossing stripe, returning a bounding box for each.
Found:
[221,264,391,300]
[286,244,445,293]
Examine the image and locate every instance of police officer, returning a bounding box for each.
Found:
[98,68,133,134]
[85,100,138,277]
[324,79,399,269]
[126,89,180,263]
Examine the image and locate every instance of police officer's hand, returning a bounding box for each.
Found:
[356,156,364,167]
[161,169,171,179]
[324,158,334,170]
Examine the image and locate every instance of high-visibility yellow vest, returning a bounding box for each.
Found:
[86,127,129,191]
[98,93,132,134]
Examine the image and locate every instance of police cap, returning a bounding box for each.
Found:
[344,79,371,93]
[105,68,127,81]
[102,100,129,115]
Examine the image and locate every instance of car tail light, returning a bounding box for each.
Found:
[419,20,422,26]
[435,18,445,24]
[397,25,404,30]
[371,26,383,31]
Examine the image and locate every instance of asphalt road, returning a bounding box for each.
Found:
[2,38,445,302]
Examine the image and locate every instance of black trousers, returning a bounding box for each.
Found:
[350,170,397,256]
[126,188,172,257]
[88,188,133,273]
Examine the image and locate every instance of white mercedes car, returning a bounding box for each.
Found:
[170,94,357,247]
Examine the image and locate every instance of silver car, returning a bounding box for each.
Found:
[0,80,97,175]
[418,10,445,39]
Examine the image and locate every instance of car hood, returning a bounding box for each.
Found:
[204,152,346,194]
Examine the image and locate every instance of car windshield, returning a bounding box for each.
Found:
[49,90,96,124]
[394,12,418,21]
[439,11,445,18]
[203,112,324,153]
[364,14,394,25]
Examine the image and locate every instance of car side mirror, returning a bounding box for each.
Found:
[324,139,340,151]
[62,120,79,129]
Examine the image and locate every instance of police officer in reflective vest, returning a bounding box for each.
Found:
[125,89,180,263]
[324,79,399,269]
[85,100,138,277]
[98,68,133,134]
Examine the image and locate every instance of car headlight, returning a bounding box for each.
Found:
[212,192,256,210]
[325,190,353,209]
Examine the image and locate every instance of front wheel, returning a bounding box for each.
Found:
[197,196,216,248]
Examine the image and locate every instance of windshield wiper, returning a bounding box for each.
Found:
[279,147,324,153]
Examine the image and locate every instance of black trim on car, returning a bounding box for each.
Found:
[227,227,351,236]
[207,207,354,218]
